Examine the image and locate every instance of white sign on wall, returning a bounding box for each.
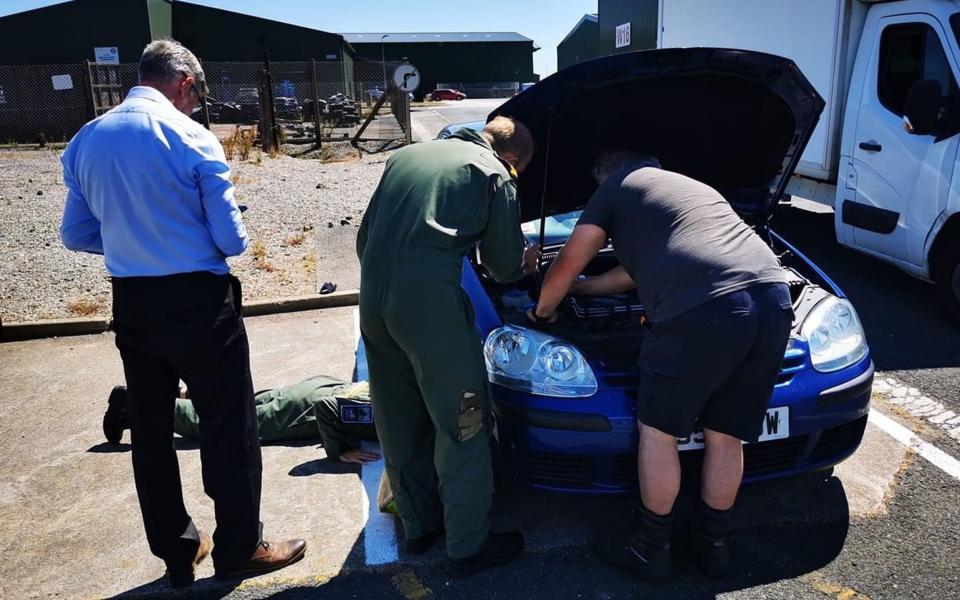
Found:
[94,47,119,64]
[615,22,632,48]
[51,74,73,90]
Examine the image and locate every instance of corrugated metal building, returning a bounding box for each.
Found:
[557,14,599,71]
[344,32,539,99]
[0,0,356,142]
[598,0,659,56]
[0,0,171,65]
[0,0,353,65]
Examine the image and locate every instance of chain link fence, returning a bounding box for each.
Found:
[0,57,412,152]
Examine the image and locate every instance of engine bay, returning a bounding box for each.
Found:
[471,234,831,369]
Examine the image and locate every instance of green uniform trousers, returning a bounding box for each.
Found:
[360,261,492,559]
[173,376,377,461]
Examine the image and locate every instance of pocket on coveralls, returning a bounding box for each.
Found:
[456,390,484,441]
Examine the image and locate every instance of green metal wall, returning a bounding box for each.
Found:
[351,41,537,99]
[0,0,154,65]
[173,1,348,62]
[558,17,599,71]
[598,0,659,56]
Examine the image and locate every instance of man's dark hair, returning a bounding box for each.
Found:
[591,150,661,183]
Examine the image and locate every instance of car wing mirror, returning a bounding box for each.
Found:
[903,79,942,135]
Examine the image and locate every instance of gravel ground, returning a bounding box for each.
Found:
[0,145,388,322]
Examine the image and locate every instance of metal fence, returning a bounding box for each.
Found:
[0,57,412,152]
[435,81,520,99]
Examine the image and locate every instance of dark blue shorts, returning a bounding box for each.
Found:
[636,283,794,442]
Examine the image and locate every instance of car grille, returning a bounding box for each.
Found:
[809,415,868,464]
[513,452,593,488]
[743,435,810,475]
[514,435,812,490]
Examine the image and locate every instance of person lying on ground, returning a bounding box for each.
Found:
[104,375,381,464]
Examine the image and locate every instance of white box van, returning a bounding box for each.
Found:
[658,0,960,321]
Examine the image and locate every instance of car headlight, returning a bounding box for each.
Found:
[484,325,598,397]
[800,296,868,372]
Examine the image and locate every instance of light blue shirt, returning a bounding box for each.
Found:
[60,86,248,276]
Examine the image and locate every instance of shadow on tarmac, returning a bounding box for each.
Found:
[288,457,360,477]
[87,441,131,453]
[772,202,960,372]
[238,471,849,599]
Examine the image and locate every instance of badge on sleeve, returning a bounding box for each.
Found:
[340,404,374,424]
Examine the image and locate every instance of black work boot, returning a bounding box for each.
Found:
[596,499,673,582]
[694,498,733,578]
[405,527,444,555]
[102,385,129,445]
[442,531,524,579]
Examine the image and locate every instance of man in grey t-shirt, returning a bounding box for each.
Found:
[529,151,793,582]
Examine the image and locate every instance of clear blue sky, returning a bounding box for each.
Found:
[1,0,597,77]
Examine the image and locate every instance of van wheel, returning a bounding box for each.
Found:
[934,235,960,325]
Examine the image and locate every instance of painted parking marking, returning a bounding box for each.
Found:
[354,307,400,566]
[874,377,960,442]
[869,409,960,481]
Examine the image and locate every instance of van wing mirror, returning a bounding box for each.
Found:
[903,79,942,135]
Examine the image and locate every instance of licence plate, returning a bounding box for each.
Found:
[677,406,790,451]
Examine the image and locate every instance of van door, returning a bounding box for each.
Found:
[841,14,960,268]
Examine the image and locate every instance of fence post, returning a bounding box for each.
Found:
[403,92,412,145]
[257,51,278,152]
[82,61,96,121]
[310,58,322,149]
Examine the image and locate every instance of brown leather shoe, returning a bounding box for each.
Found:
[167,531,213,589]
[215,539,307,579]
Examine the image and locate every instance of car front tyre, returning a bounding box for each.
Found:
[934,235,960,326]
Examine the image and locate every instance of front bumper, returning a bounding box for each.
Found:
[492,360,874,494]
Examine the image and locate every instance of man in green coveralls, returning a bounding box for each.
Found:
[104,377,381,464]
[357,116,538,578]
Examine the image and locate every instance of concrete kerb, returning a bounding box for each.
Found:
[0,289,360,343]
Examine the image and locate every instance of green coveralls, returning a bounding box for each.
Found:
[173,376,377,461]
[356,128,527,559]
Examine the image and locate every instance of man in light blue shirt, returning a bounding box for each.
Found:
[59,39,305,588]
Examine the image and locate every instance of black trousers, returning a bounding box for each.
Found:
[112,272,262,571]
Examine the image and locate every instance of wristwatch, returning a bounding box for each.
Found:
[530,309,556,323]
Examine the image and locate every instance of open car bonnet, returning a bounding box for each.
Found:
[490,48,825,225]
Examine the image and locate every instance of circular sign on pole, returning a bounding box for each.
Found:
[392,63,421,93]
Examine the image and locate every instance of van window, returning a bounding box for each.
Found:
[877,22,959,116]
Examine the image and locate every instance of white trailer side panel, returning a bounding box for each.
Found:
[658,0,862,182]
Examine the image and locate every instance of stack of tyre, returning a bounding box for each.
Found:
[326,94,361,127]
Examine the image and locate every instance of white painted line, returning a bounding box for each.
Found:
[353,306,361,350]
[354,307,400,566]
[411,117,434,143]
[874,377,960,440]
[869,409,960,480]
[360,440,399,566]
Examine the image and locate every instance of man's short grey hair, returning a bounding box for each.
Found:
[139,39,207,94]
[591,150,661,183]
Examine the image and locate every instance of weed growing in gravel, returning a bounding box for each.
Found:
[251,241,277,272]
[284,232,306,247]
[221,127,255,161]
[66,297,106,317]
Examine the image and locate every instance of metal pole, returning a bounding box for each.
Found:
[380,34,389,90]
[537,117,553,273]
[310,58,322,149]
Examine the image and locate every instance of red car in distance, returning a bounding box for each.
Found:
[429,88,467,101]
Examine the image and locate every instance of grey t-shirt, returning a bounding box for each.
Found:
[577,168,786,322]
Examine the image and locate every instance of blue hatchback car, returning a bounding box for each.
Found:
[360,48,874,494]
